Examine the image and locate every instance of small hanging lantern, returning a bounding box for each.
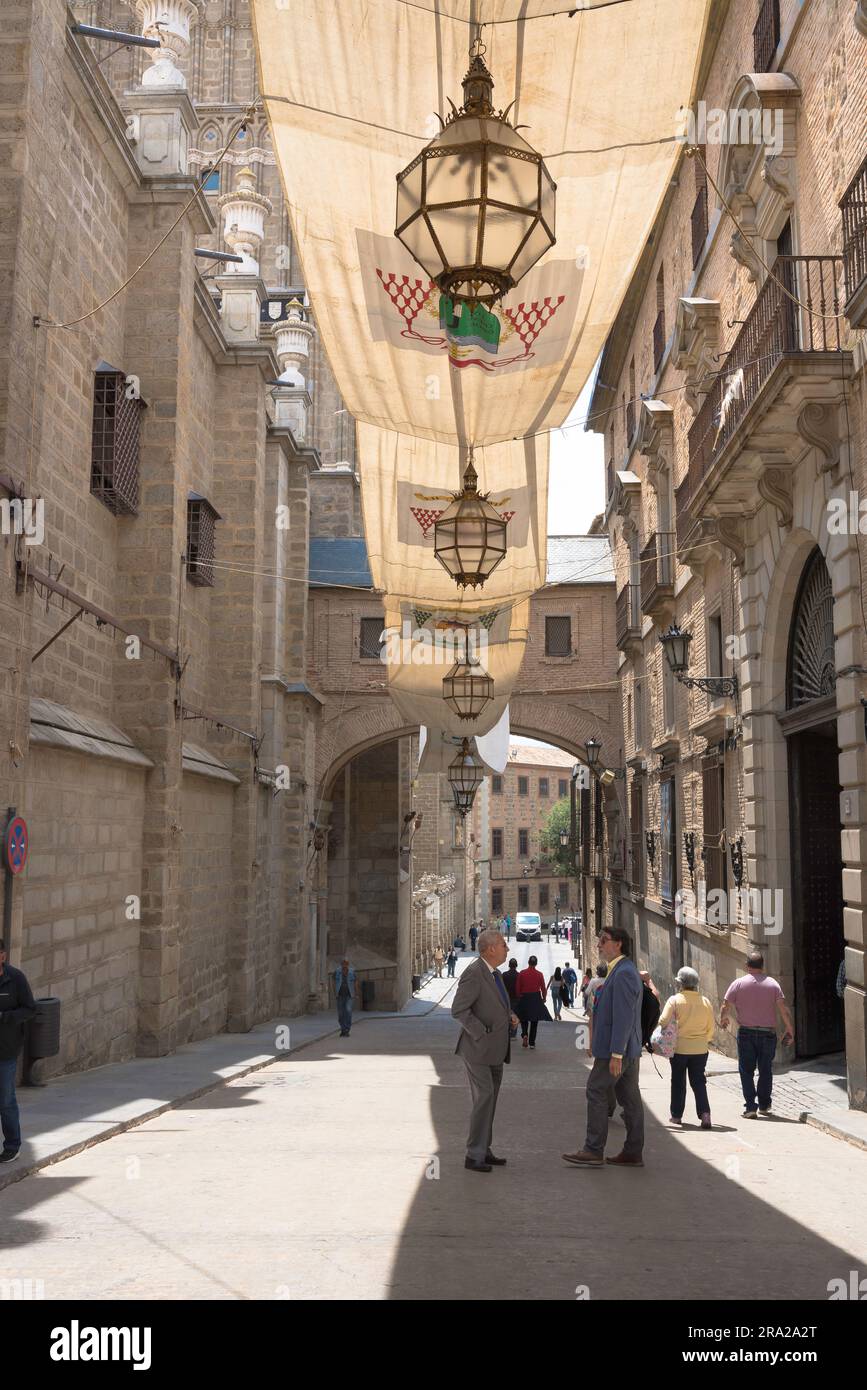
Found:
[442,632,495,721]
[433,452,508,589]
[448,737,483,816]
[395,29,556,308]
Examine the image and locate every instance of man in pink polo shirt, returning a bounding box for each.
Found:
[720,951,794,1118]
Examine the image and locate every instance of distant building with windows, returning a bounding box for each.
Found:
[475,742,580,926]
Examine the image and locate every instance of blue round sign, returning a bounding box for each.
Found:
[5,816,28,875]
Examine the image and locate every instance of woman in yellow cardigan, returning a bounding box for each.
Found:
[659,966,715,1130]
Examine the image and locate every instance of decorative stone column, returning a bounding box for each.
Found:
[215,168,272,342]
[135,0,198,88]
[123,2,199,176]
[273,298,315,439]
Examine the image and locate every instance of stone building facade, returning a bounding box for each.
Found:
[591,0,867,1107]
[0,2,622,1076]
[475,743,579,926]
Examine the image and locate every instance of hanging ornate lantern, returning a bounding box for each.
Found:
[395,31,556,308]
[447,737,483,816]
[442,634,495,722]
[433,453,508,589]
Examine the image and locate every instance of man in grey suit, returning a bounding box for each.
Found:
[452,928,520,1173]
[563,924,645,1169]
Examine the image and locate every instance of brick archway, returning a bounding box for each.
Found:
[317,690,623,819]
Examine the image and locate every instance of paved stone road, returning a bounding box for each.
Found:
[1,945,865,1301]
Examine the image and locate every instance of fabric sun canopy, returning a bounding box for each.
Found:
[251,0,710,735]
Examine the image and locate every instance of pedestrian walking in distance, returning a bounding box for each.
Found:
[446,948,457,978]
[433,945,445,978]
[547,966,566,1020]
[0,937,37,1165]
[660,967,715,1129]
[334,958,357,1038]
[516,955,551,1049]
[562,926,645,1169]
[563,961,578,1008]
[451,929,519,1172]
[719,950,794,1117]
[579,969,593,1014]
[584,962,608,1023]
[469,924,479,953]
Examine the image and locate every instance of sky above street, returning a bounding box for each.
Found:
[547,368,604,537]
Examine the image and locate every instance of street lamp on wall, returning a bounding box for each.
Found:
[659,623,739,703]
[585,736,602,771]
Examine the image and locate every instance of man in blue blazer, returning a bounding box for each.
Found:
[563,924,645,1168]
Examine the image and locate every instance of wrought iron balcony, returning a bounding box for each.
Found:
[752,0,780,73]
[615,582,641,652]
[639,531,675,620]
[841,153,867,328]
[686,256,845,505]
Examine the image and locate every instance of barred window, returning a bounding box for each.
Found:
[359,617,385,659]
[518,885,529,910]
[559,881,569,902]
[518,828,529,857]
[491,827,503,858]
[186,494,221,587]
[539,778,549,798]
[91,368,143,516]
[492,887,503,914]
[539,884,549,910]
[518,776,529,796]
[545,615,572,656]
[492,774,503,794]
[559,778,568,798]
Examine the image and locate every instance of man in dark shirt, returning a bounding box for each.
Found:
[0,938,37,1164]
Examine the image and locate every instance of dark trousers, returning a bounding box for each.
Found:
[669,1052,710,1120]
[447,961,455,977]
[585,1056,644,1157]
[520,1019,538,1044]
[337,995,353,1034]
[737,1028,776,1110]
[0,1057,21,1152]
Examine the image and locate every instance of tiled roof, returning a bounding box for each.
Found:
[545,535,614,585]
[309,537,373,588]
[308,534,612,589]
[506,742,576,769]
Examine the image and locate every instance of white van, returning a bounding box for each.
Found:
[515,912,542,942]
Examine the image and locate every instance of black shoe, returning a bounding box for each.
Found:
[0,1150,20,1165]
[465,1157,492,1172]
[485,1152,507,1165]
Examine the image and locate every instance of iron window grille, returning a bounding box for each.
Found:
[186,494,221,587]
[491,887,503,914]
[492,774,503,794]
[518,776,529,796]
[518,828,529,857]
[359,617,385,659]
[545,615,572,656]
[492,827,504,858]
[539,778,549,797]
[538,884,549,909]
[91,368,144,516]
[559,778,568,799]
[518,885,529,910]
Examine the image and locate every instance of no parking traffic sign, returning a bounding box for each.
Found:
[4,815,28,875]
